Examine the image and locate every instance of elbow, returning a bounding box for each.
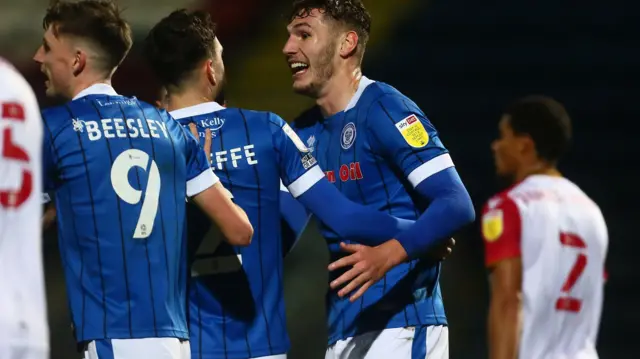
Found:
[454,190,476,227]
[226,220,253,247]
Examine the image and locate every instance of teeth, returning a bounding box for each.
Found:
[290,62,308,69]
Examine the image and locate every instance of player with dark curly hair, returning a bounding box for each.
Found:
[281,0,475,357]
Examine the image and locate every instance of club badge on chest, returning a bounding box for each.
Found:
[341,122,356,150]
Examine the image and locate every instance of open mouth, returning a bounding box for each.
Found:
[289,61,309,76]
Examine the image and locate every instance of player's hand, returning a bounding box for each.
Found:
[328,239,407,302]
[427,237,455,261]
[42,203,57,230]
[188,123,213,163]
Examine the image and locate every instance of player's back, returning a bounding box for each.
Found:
[0,59,48,351]
[504,175,606,359]
[42,87,193,342]
[171,103,288,359]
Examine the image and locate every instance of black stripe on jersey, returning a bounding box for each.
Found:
[64,103,108,338]
[378,100,426,166]
[376,100,425,326]
[43,112,87,339]
[213,117,231,355]
[323,120,348,337]
[239,109,274,355]
[90,99,134,336]
[128,102,164,336]
[153,107,181,338]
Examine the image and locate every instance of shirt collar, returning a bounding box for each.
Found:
[72,83,119,100]
[344,76,375,112]
[169,102,225,120]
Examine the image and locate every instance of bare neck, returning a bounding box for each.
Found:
[70,75,112,99]
[167,88,215,113]
[316,66,362,117]
[514,161,562,183]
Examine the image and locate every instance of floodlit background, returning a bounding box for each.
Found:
[1,0,638,358]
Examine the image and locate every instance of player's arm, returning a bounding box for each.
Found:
[182,123,253,246]
[279,180,310,256]
[270,114,413,244]
[482,198,523,359]
[367,95,475,261]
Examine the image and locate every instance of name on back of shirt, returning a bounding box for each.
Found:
[77,118,169,141]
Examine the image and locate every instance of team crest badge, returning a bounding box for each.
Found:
[341,122,356,150]
[395,114,429,148]
[482,209,504,242]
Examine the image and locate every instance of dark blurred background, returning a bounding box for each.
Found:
[2,0,638,358]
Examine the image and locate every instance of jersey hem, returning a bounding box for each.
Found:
[192,344,288,359]
[77,329,189,342]
[326,315,448,345]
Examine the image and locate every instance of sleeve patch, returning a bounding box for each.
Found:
[282,123,309,152]
[395,114,429,148]
[482,209,504,242]
[301,153,317,169]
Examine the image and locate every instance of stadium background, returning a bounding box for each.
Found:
[1,0,638,358]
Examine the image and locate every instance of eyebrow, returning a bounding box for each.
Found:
[289,22,312,31]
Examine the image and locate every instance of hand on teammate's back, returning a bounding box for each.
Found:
[328,237,456,302]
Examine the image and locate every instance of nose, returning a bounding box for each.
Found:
[33,46,44,64]
[282,36,297,56]
[491,139,499,152]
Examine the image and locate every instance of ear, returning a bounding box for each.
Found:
[519,135,536,156]
[72,48,87,77]
[339,30,359,58]
[205,59,217,87]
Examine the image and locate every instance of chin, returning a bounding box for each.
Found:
[292,81,315,97]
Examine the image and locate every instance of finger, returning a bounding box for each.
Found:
[340,242,364,253]
[188,123,200,142]
[449,237,456,247]
[349,280,374,302]
[330,266,362,290]
[328,253,359,271]
[204,129,213,162]
[338,271,371,298]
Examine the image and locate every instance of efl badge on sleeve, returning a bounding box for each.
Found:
[282,123,309,152]
[395,114,429,148]
[341,122,356,150]
[482,209,504,242]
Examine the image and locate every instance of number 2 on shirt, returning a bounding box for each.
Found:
[556,232,587,313]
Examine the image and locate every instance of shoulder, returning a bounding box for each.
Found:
[357,81,417,113]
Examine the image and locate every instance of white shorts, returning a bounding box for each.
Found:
[83,338,190,359]
[325,325,448,359]
[0,345,48,359]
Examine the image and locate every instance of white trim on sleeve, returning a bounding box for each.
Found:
[280,179,289,192]
[287,166,324,198]
[186,169,220,197]
[407,153,454,188]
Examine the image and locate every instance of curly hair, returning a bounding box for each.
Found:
[290,0,371,51]
[143,9,218,89]
[504,95,573,163]
[43,0,132,73]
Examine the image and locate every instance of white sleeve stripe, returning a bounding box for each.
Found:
[186,169,219,197]
[280,180,289,192]
[287,166,324,198]
[407,153,455,188]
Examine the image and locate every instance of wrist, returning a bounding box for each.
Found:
[382,239,408,269]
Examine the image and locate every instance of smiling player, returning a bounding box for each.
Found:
[281,0,475,358]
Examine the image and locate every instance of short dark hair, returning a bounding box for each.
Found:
[43,0,132,74]
[504,95,572,163]
[290,0,371,55]
[143,9,217,89]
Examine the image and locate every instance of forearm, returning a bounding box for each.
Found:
[296,178,413,244]
[395,168,475,259]
[488,298,521,359]
[280,189,311,255]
